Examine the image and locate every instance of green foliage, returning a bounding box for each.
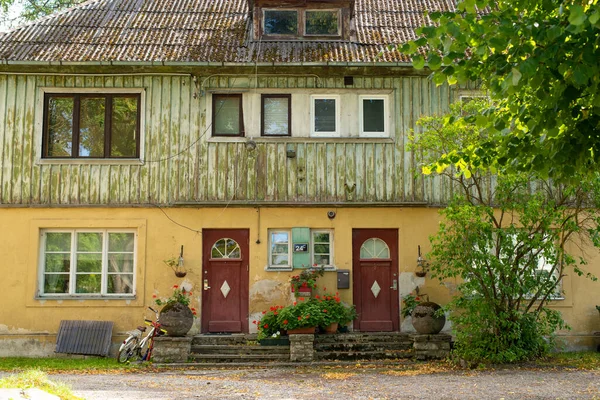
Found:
[254,305,284,340]
[153,285,193,308]
[410,101,600,364]
[276,299,324,330]
[316,293,357,326]
[289,267,325,295]
[401,293,423,318]
[1,0,84,28]
[399,0,600,180]
[0,369,81,399]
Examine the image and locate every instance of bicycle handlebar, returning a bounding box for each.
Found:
[148,306,158,313]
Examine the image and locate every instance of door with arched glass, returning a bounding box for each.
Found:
[352,229,399,331]
[202,229,249,333]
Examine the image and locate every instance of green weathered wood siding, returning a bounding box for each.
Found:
[0,73,456,206]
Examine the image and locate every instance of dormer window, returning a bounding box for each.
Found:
[264,10,298,35]
[305,10,340,36]
[258,5,346,40]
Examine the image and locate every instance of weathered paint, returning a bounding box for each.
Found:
[0,206,598,356]
[0,73,461,207]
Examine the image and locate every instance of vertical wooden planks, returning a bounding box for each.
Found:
[286,142,297,201]
[159,76,171,204]
[265,143,277,201]
[296,143,306,202]
[326,143,336,202]
[344,143,356,202]
[2,75,16,203]
[305,142,316,200]
[335,142,345,201]
[169,76,182,203]
[402,77,414,202]
[178,76,191,201]
[276,142,286,201]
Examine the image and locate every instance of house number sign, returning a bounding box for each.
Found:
[294,243,308,252]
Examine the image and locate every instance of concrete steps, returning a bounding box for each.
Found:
[190,334,290,363]
[314,332,414,361]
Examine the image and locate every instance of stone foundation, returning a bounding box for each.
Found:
[411,333,452,360]
[152,336,192,363]
[289,334,315,362]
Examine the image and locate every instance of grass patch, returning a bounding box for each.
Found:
[538,352,600,370]
[0,357,150,372]
[0,369,82,400]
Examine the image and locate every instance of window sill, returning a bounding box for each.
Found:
[36,158,144,166]
[35,295,136,300]
[208,137,394,144]
[265,265,293,272]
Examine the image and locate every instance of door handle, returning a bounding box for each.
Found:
[203,279,211,291]
[390,279,398,290]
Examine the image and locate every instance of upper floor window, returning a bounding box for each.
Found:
[262,94,291,136]
[261,8,341,39]
[40,229,136,297]
[311,95,340,137]
[305,10,340,36]
[212,94,244,137]
[43,93,140,159]
[359,95,389,137]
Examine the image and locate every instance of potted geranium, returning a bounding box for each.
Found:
[276,298,324,333]
[316,292,357,334]
[289,267,325,297]
[254,305,289,346]
[153,285,196,337]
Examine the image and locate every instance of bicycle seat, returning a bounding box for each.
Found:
[137,326,147,332]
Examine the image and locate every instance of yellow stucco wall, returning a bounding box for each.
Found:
[0,206,598,355]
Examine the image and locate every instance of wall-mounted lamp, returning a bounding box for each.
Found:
[416,245,429,277]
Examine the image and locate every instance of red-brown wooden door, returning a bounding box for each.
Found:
[352,229,399,332]
[201,229,249,333]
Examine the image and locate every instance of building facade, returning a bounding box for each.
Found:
[0,0,598,356]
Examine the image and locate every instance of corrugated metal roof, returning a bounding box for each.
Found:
[0,0,455,63]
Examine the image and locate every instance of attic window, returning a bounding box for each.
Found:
[264,10,298,35]
[305,10,339,36]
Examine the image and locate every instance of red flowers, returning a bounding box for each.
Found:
[315,295,320,299]
[293,301,297,306]
[283,320,288,325]
[173,285,179,289]
[152,294,157,298]
[252,320,257,324]
[263,324,268,328]
[323,309,328,313]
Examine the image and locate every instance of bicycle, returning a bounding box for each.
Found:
[117,306,166,363]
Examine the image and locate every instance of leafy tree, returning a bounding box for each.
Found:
[400,0,600,180]
[410,100,600,363]
[0,0,83,28]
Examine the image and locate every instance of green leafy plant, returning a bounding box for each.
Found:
[316,292,357,327]
[254,306,284,340]
[289,267,325,295]
[401,294,423,318]
[153,285,194,310]
[276,299,324,330]
[596,305,600,313]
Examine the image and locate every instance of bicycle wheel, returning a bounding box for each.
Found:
[117,337,139,363]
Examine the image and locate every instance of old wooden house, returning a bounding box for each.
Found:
[0,0,597,356]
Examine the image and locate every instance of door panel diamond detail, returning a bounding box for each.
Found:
[371,280,381,298]
[220,281,231,298]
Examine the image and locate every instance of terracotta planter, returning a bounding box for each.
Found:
[324,322,338,334]
[295,288,312,298]
[159,302,194,337]
[287,326,316,334]
[411,301,446,335]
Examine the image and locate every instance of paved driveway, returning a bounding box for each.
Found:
[50,366,600,399]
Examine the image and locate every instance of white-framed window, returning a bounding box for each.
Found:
[359,95,389,137]
[39,229,136,297]
[311,230,333,267]
[268,229,334,269]
[269,230,291,268]
[310,95,340,137]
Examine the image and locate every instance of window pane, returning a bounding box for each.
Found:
[360,238,390,259]
[272,232,289,244]
[44,274,69,293]
[313,232,330,243]
[271,254,289,266]
[46,232,71,252]
[314,255,330,265]
[363,99,385,133]
[111,97,138,157]
[263,97,290,136]
[108,233,135,252]
[214,96,242,135]
[45,253,71,273]
[77,232,102,252]
[47,97,74,157]
[264,10,297,35]
[306,10,339,35]
[314,244,330,254]
[77,253,102,273]
[108,253,134,273]
[75,274,101,293]
[79,97,106,157]
[108,274,133,294]
[314,99,336,132]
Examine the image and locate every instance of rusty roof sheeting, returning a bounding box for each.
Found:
[0,0,455,63]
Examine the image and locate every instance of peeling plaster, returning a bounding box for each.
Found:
[249,278,287,308]
[398,272,425,297]
[0,324,40,334]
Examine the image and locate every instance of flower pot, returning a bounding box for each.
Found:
[324,322,338,334]
[159,302,194,337]
[411,301,446,335]
[287,326,316,334]
[295,288,312,298]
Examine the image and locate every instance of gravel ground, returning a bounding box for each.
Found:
[48,366,600,400]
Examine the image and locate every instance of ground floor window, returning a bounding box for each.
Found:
[39,229,136,297]
[268,228,334,269]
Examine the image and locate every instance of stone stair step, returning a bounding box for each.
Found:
[314,333,412,344]
[191,345,289,355]
[189,353,290,363]
[191,334,256,346]
[314,342,412,352]
[315,349,413,361]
